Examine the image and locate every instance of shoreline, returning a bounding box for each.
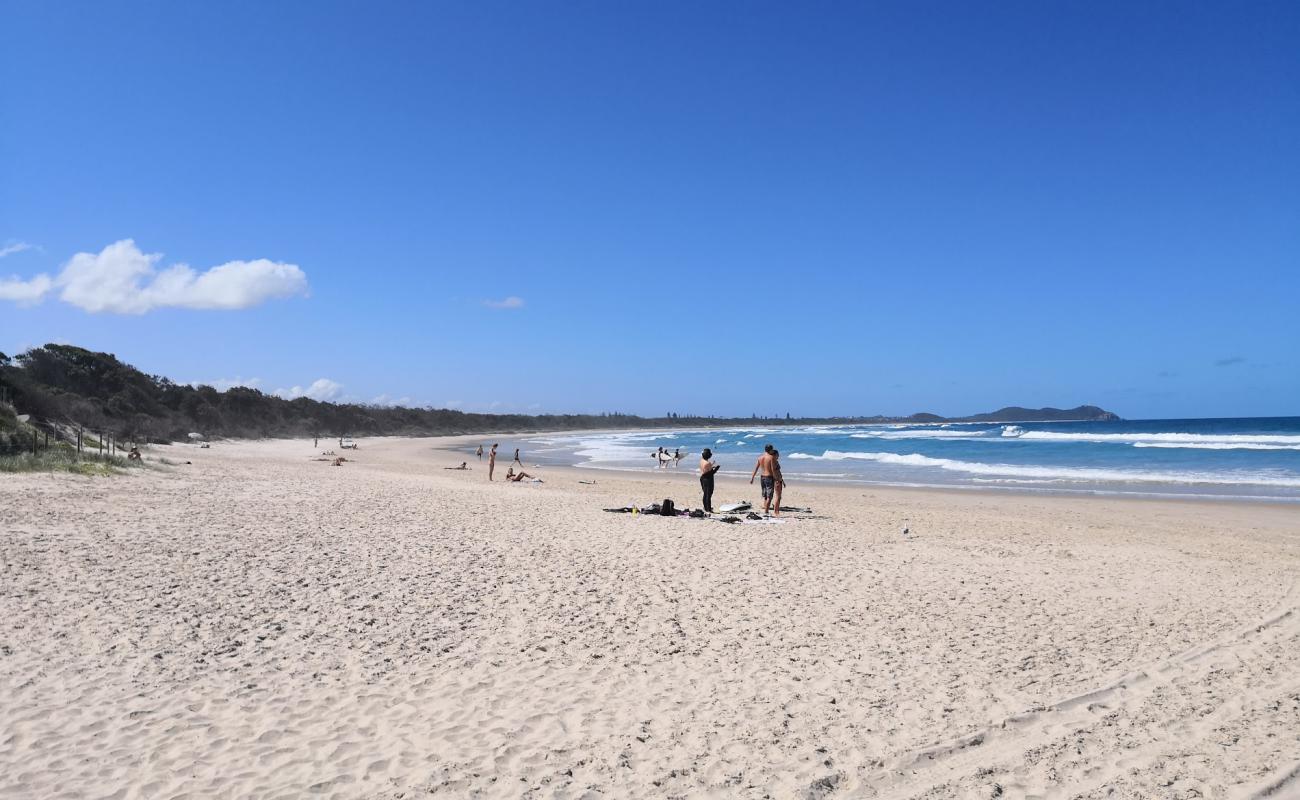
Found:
[427,431,1300,507]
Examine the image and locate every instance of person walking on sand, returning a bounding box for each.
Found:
[770,449,787,516]
[476,444,483,461]
[750,444,777,515]
[488,443,498,481]
[699,448,721,513]
[513,447,522,466]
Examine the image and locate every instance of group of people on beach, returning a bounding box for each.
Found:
[698,443,786,515]
[473,443,533,481]
[653,447,685,468]
[462,438,787,510]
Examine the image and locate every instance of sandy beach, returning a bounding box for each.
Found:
[2,435,1298,799]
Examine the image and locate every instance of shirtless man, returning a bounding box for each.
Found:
[770,449,787,516]
[476,444,483,461]
[749,444,777,514]
[488,443,498,480]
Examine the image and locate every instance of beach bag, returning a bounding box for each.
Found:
[660,498,676,516]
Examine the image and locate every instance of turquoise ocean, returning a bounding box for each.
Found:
[518,417,1300,502]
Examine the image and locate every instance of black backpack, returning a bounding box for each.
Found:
[660,498,676,516]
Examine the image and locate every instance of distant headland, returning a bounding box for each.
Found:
[0,344,1119,445]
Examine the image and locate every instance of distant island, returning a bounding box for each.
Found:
[0,344,1119,446]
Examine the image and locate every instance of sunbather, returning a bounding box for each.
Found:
[504,467,538,482]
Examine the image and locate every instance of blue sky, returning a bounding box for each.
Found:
[2,1,1297,418]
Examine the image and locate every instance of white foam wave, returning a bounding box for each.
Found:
[1133,442,1300,451]
[1011,430,1300,447]
[786,450,1300,488]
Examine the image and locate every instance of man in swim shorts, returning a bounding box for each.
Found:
[750,444,777,514]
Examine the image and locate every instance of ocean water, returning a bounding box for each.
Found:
[521,417,1300,502]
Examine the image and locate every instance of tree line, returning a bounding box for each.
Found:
[0,343,1118,447]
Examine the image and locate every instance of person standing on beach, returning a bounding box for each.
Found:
[476,444,483,461]
[750,444,777,515]
[488,443,498,480]
[699,448,720,513]
[770,449,787,516]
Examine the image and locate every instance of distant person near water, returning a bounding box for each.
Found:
[513,447,522,466]
[750,444,778,515]
[488,443,498,480]
[476,444,483,461]
[699,448,721,513]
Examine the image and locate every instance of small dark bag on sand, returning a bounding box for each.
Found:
[660,498,676,516]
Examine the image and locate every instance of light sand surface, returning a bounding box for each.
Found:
[2,435,1299,799]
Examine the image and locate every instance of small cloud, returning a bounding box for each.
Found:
[0,241,35,259]
[483,296,524,310]
[1214,356,1246,367]
[369,393,415,407]
[274,378,343,401]
[0,273,53,306]
[192,377,262,391]
[489,400,503,409]
[444,399,463,408]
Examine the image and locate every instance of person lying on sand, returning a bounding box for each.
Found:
[504,467,539,482]
[445,462,471,470]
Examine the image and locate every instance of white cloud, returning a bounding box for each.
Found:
[0,239,309,313]
[483,296,524,309]
[274,378,343,401]
[0,273,53,306]
[370,393,415,407]
[0,241,34,259]
[57,239,308,313]
[191,377,262,392]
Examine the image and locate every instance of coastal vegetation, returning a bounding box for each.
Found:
[0,344,1119,445]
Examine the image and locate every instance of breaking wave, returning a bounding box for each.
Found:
[786,450,1300,488]
[1000,428,1300,449]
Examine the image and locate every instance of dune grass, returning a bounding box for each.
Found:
[0,448,144,476]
